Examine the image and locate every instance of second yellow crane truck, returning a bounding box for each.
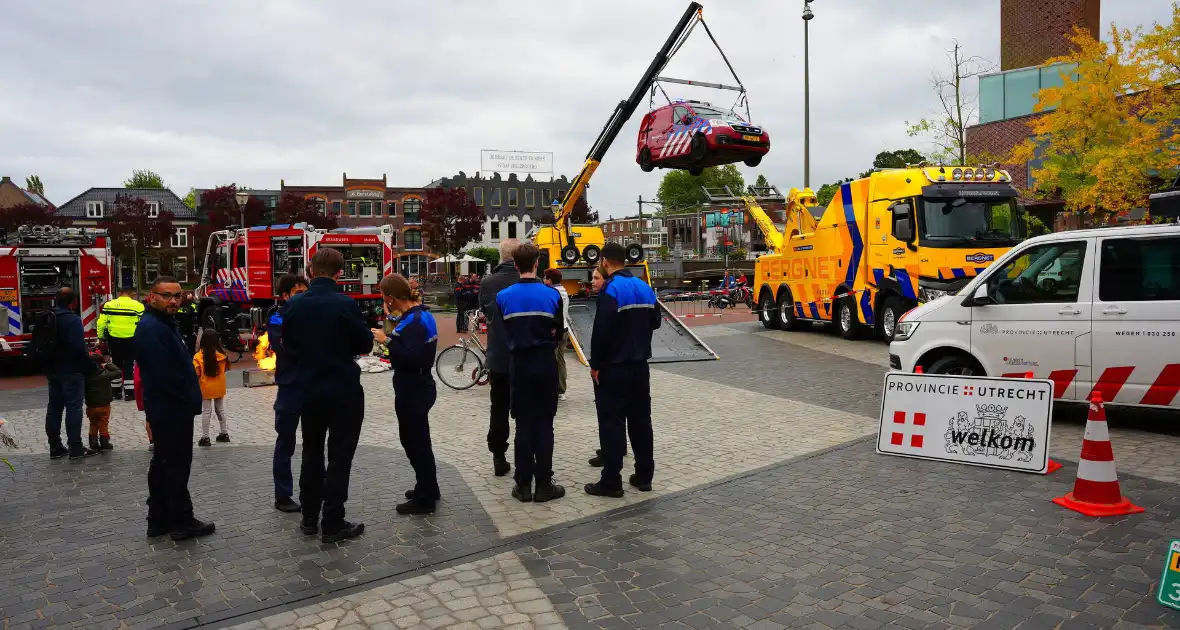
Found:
[711,166,1027,341]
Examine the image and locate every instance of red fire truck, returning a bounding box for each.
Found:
[197,223,396,343]
[0,225,114,356]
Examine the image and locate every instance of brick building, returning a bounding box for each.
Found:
[965,0,1100,222]
[427,171,576,251]
[0,176,53,211]
[279,173,434,277]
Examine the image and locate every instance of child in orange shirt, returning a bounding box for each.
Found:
[193,328,232,447]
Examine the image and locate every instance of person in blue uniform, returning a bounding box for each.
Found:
[268,273,308,513]
[282,248,373,543]
[585,243,661,498]
[371,273,440,515]
[494,241,565,503]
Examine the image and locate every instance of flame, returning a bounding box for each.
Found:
[255,333,276,371]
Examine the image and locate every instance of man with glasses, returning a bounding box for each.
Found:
[134,276,214,540]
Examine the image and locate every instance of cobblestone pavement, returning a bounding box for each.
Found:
[3,322,1180,628]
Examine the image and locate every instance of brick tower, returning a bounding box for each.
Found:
[1000,0,1100,70]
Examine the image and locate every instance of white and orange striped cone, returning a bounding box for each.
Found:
[1051,391,1144,517]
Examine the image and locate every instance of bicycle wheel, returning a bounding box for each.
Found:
[434,345,483,390]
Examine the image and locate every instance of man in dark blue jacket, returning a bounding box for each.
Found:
[282,248,373,543]
[268,274,308,513]
[479,239,520,477]
[585,243,661,498]
[134,276,214,540]
[43,287,99,459]
[494,241,565,504]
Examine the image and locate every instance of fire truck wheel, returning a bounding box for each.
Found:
[625,244,644,263]
[582,244,601,265]
[759,292,779,329]
[560,245,581,265]
[837,297,861,340]
[776,290,801,331]
[879,296,904,342]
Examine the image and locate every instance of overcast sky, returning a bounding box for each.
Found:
[0,1,1171,218]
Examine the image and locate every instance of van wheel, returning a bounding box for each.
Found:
[639,148,654,172]
[760,292,779,329]
[560,245,580,265]
[928,354,984,376]
[879,296,904,342]
[837,298,861,340]
[744,155,762,167]
[690,134,708,161]
[777,291,801,331]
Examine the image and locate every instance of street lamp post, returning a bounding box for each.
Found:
[234,190,250,228]
[802,0,814,188]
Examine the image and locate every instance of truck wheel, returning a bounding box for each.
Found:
[625,243,644,263]
[744,156,762,167]
[928,354,984,377]
[879,296,905,342]
[776,291,801,331]
[639,148,654,172]
[760,292,779,329]
[582,244,601,265]
[837,298,861,340]
[690,134,708,161]
[560,245,580,265]
[688,166,704,176]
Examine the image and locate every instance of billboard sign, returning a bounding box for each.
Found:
[480,150,553,175]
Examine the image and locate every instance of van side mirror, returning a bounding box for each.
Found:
[969,283,994,306]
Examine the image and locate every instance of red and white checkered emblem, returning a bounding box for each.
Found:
[891,411,926,448]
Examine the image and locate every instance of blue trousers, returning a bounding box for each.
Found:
[594,362,655,490]
[510,350,558,488]
[273,408,300,499]
[395,372,439,502]
[45,373,85,448]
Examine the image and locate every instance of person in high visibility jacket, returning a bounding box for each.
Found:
[97,287,144,400]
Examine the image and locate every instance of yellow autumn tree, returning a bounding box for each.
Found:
[1012,4,1180,222]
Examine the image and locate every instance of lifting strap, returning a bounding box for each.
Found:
[648,11,753,121]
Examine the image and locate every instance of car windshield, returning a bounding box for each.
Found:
[919,197,1023,247]
[691,106,747,123]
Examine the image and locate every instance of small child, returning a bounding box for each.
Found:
[84,347,122,451]
[193,328,231,447]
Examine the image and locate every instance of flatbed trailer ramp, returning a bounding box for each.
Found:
[566,297,719,366]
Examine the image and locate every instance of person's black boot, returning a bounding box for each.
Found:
[99,436,114,451]
[511,483,533,503]
[216,433,230,443]
[396,498,437,515]
[321,521,364,543]
[300,518,318,536]
[584,482,625,498]
[170,519,215,541]
[68,444,98,459]
[274,497,302,513]
[88,436,100,451]
[628,474,652,492]
[198,436,211,447]
[493,455,511,477]
[533,482,566,503]
[49,442,69,460]
[146,521,171,538]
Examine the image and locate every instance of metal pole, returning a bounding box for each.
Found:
[636,195,644,251]
[803,1,813,188]
[132,238,139,299]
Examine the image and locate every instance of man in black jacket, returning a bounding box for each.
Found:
[43,287,100,460]
[478,238,519,477]
[268,274,308,513]
[283,248,373,543]
[134,276,214,540]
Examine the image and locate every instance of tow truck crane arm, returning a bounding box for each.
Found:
[702,185,790,253]
[553,2,704,244]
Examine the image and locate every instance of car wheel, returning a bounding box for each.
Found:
[625,243,644,263]
[560,245,580,265]
[837,298,861,340]
[689,133,708,161]
[581,244,601,265]
[744,155,762,167]
[688,166,704,176]
[928,354,984,377]
[776,290,801,331]
[879,296,905,342]
[639,148,654,173]
[760,292,779,329]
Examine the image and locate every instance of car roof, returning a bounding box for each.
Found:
[1023,223,1180,245]
[650,100,716,113]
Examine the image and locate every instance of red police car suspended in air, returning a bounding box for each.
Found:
[636,99,770,176]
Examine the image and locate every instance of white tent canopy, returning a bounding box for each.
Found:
[429,254,488,275]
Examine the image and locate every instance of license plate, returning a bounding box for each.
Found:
[742,134,761,142]
[0,289,16,302]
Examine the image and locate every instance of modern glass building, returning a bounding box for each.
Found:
[978,62,1078,124]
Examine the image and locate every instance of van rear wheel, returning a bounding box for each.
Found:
[928,355,984,376]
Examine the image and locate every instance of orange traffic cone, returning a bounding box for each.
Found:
[1051,391,1144,517]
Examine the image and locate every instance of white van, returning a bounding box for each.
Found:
[889,224,1180,409]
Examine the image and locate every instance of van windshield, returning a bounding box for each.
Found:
[691,106,747,123]
[919,197,1023,247]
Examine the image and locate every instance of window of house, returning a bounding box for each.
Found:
[557,190,567,203]
[171,227,188,248]
[490,188,502,207]
[1099,236,1180,302]
[542,189,552,207]
[332,201,342,214]
[508,188,519,207]
[85,201,104,218]
[490,221,501,239]
[404,198,421,224]
[474,187,485,206]
[391,230,397,247]
[507,222,517,239]
[404,230,422,250]
[358,201,373,217]
[525,189,535,207]
[173,256,188,278]
[387,201,397,216]
[347,201,356,216]
[311,199,326,215]
[146,201,159,218]
[145,263,159,282]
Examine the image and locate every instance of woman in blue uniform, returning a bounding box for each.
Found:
[371,274,440,515]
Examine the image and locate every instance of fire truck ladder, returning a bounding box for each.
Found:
[702,185,786,253]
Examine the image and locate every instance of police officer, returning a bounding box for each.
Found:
[176,291,199,354]
[585,243,661,498]
[479,239,520,477]
[97,287,144,400]
[371,273,440,515]
[494,241,565,503]
[268,274,308,513]
[282,248,373,543]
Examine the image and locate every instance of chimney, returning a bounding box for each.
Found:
[1,176,10,183]
[1001,0,1100,70]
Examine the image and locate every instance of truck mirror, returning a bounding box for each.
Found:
[971,283,994,306]
[893,216,914,242]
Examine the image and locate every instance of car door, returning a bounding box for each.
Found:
[661,106,690,159]
[970,239,1093,400]
[1089,233,1180,408]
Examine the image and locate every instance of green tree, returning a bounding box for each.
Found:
[24,175,44,196]
[656,164,745,215]
[182,187,196,209]
[906,40,993,164]
[124,169,166,189]
[860,149,928,177]
[816,177,853,207]
[754,174,770,188]
[464,246,501,265]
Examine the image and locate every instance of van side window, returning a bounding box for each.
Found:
[1099,236,1180,302]
[987,241,1087,305]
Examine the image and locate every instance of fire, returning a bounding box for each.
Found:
[255,333,276,371]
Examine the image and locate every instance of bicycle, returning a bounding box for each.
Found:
[434,312,490,390]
